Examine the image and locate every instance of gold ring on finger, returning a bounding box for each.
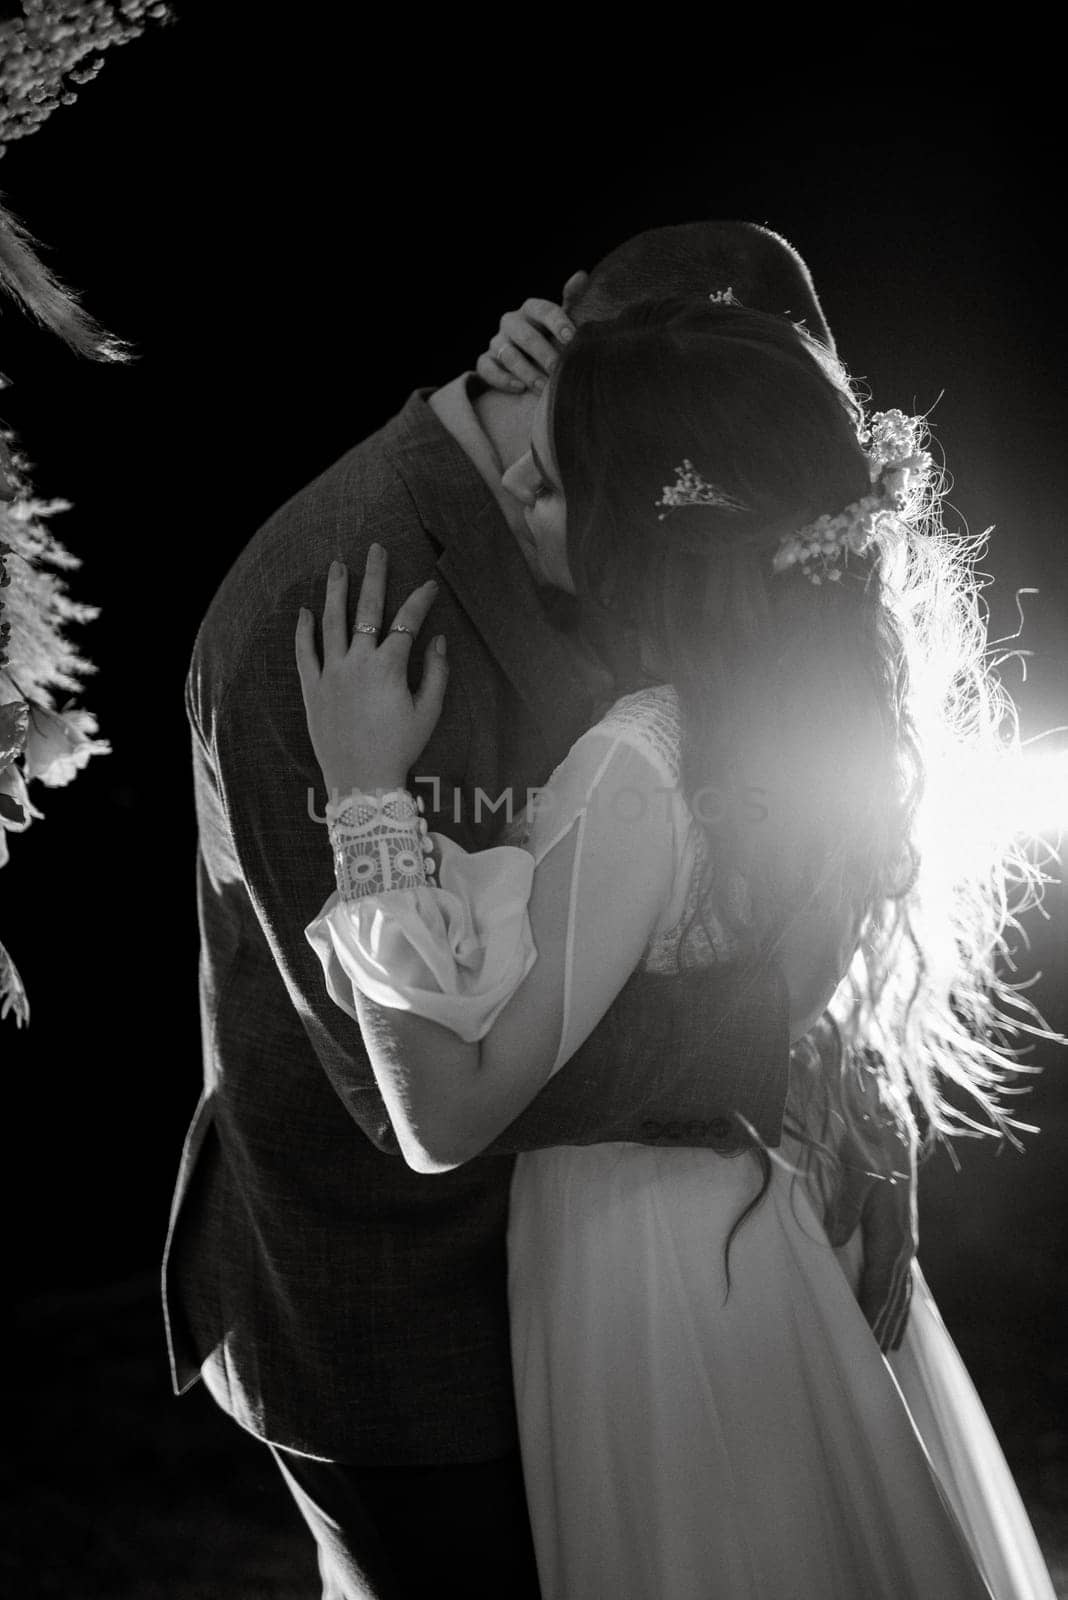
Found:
[388,625,415,637]
[353,623,379,636]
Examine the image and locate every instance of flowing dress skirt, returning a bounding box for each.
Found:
[508,1139,1055,1600]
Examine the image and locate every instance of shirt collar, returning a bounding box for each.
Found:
[428,372,501,481]
[428,371,529,541]
[384,386,609,764]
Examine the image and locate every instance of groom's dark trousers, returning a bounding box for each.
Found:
[269,1446,540,1597]
[163,381,791,1597]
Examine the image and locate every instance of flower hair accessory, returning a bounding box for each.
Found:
[864,407,933,501]
[772,409,932,586]
[655,460,749,522]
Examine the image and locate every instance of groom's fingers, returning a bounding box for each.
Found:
[884,1265,914,1352]
[869,1246,913,1352]
[867,1243,909,1348]
[822,1160,866,1248]
[857,1182,916,1351]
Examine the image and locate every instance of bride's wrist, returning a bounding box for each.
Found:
[322,772,409,808]
[326,786,436,903]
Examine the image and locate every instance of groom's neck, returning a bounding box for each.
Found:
[474,388,540,474]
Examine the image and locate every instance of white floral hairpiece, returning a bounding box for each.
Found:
[653,412,932,582]
[708,288,736,305]
[655,459,749,522]
[771,409,932,586]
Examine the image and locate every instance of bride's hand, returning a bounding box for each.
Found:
[476,290,581,394]
[295,546,448,801]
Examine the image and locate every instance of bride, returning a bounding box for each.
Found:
[295,297,1056,1598]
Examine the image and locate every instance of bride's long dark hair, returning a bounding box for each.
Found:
[549,296,1052,1243]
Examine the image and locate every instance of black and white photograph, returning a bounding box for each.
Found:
[3,9,1066,1597]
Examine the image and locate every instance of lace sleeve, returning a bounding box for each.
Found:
[304,688,689,1077]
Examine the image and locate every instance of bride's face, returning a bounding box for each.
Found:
[501,390,575,593]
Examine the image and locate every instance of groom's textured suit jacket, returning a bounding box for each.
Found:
[163,383,791,1465]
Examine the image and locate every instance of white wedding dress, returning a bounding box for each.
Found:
[306,685,1055,1600]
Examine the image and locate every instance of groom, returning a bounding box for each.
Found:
[164,221,914,1598]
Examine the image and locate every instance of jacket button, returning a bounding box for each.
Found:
[709,1116,734,1140]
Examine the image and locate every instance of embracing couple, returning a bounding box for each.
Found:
[163,222,1055,1598]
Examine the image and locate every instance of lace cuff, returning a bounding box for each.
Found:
[326,788,437,903]
[305,831,538,1042]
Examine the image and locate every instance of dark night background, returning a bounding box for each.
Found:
[2,14,1066,1596]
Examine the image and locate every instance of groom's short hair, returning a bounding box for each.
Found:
[571,221,835,353]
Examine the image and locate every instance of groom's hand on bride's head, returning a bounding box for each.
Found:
[476,276,586,394]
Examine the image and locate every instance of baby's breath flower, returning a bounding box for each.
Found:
[0,1,173,153]
[655,459,749,521]
[771,409,934,585]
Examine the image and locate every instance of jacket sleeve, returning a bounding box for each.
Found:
[188,545,476,1156]
[487,953,791,1153]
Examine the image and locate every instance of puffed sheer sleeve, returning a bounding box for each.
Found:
[304,707,685,1079]
[307,829,539,1043]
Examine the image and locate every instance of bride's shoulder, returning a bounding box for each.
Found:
[587,683,681,788]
